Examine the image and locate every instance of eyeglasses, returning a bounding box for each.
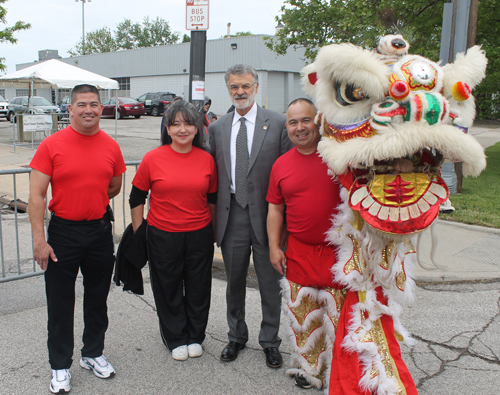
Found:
[228,82,256,92]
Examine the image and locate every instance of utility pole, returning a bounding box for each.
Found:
[441,0,478,194]
[186,0,209,147]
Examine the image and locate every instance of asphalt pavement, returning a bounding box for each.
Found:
[0,116,499,394]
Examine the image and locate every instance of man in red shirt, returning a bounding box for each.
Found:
[29,84,126,394]
[267,99,346,391]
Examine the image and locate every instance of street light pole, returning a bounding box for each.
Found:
[75,0,91,55]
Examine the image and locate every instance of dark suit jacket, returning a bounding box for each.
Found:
[113,219,148,295]
[208,105,293,247]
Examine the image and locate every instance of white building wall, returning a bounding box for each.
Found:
[266,71,286,113]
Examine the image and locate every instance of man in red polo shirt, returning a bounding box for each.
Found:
[29,84,126,394]
[267,98,345,391]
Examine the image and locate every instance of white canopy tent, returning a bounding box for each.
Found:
[0,59,120,141]
[0,58,119,90]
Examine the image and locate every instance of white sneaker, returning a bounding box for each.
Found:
[187,343,203,358]
[80,355,115,379]
[172,345,188,361]
[50,369,71,394]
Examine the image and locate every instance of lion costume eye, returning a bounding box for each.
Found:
[335,81,367,106]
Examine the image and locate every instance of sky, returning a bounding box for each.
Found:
[1,0,286,74]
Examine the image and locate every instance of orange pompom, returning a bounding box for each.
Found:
[451,81,471,101]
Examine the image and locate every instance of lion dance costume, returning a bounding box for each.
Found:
[282,35,488,394]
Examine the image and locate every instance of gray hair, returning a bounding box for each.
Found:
[224,64,258,86]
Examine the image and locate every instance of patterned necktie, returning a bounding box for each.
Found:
[235,117,249,208]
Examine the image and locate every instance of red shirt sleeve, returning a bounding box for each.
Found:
[208,156,218,194]
[132,154,152,192]
[266,164,284,205]
[113,144,126,177]
[29,140,54,177]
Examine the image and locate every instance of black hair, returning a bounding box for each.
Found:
[161,100,204,149]
[71,84,100,104]
[287,97,315,109]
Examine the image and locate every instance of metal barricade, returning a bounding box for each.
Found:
[11,113,61,152]
[0,161,142,283]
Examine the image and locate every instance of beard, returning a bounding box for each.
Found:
[231,91,255,110]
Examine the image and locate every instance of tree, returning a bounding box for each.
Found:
[182,34,191,43]
[69,17,180,56]
[472,0,500,119]
[115,16,179,50]
[221,31,253,38]
[0,0,31,71]
[265,0,444,62]
[68,27,118,56]
[266,0,500,119]
[234,31,253,36]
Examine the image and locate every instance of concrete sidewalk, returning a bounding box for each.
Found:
[1,119,499,394]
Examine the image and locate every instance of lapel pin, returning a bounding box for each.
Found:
[263,126,268,130]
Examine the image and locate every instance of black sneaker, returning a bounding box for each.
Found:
[295,373,313,389]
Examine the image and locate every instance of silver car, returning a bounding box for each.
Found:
[0,95,8,119]
[7,96,60,123]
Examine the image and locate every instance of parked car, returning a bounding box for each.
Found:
[0,95,8,119]
[102,97,145,119]
[58,96,71,116]
[135,92,176,116]
[7,96,60,123]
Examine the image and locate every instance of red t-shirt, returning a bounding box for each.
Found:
[267,147,341,245]
[132,145,217,232]
[29,126,126,221]
[266,147,342,287]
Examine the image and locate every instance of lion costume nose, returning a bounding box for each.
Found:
[392,38,407,49]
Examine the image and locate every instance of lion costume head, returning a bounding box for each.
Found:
[301,39,487,237]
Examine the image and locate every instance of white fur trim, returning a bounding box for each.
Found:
[318,122,486,177]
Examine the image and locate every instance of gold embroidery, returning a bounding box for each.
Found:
[324,287,348,313]
[369,173,433,206]
[344,235,365,275]
[313,363,328,381]
[359,319,407,395]
[396,242,415,291]
[302,338,327,369]
[294,318,323,348]
[380,241,396,270]
[350,210,365,231]
[289,280,301,303]
[396,264,406,291]
[290,294,322,326]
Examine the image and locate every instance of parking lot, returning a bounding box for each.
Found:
[0,114,163,162]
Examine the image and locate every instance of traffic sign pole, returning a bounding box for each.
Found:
[186,0,208,147]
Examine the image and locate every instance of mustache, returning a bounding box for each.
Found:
[234,94,248,99]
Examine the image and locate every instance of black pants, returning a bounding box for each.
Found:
[148,224,214,351]
[44,214,115,370]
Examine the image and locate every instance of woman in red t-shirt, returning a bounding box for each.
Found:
[130,101,217,361]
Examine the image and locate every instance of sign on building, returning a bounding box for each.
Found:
[186,0,209,31]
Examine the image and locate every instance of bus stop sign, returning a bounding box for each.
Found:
[186,0,209,31]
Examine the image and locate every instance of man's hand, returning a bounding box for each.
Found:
[33,240,57,271]
[270,247,286,275]
[393,158,414,173]
[267,202,286,275]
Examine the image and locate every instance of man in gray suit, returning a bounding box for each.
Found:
[209,64,293,368]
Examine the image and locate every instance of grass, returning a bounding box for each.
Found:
[440,141,500,228]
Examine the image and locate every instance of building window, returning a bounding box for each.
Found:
[114,77,130,97]
[16,89,37,96]
[0,89,5,98]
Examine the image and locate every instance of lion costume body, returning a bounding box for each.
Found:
[285,37,488,394]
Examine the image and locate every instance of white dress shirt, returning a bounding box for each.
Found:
[230,102,257,193]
